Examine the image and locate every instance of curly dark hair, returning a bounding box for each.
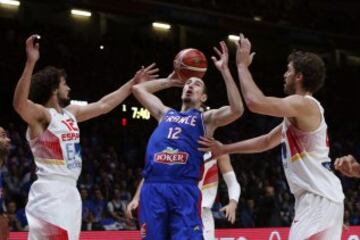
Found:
[29,66,67,105]
[288,51,326,93]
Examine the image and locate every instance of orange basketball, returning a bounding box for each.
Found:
[173,48,208,82]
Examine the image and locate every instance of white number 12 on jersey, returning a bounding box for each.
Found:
[167,127,182,139]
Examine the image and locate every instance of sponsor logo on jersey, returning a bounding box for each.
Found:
[154,147,189,165]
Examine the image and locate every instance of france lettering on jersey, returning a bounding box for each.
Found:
[280,96,344,203]
[26,108,82,181]
[143,108,205,182]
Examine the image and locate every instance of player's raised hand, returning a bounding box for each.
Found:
[235,33,255,68]
[220,200,237,224]
[212,41,229,71]
[126,199,139,219]
[167,71,185,88]
[133,63,159,84]
[25,34,40,63]
[335,155,360,178]
[198,136,224,159]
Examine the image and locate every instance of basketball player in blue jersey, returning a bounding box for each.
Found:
[131,41,244,239]
[0,126,11,240]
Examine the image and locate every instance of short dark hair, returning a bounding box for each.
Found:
[29,66,67,105]
[288,51,326,93]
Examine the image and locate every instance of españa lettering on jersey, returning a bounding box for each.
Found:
[27,108,82,181]
[143,108,205,181]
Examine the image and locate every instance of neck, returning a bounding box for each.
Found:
[45,98,63,113]
[181,102,201,112]
[295,87,312,96]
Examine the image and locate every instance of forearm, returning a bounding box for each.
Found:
[237,65,264,104]
[223,171,240,202]
[13,60,36,110]
[99,79,135,113]
[133,178,144,201]
[221,67,243,114]
[222,135,274,155]
[134,78,173,94]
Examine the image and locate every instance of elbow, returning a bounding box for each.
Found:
[232,105,244,119]
[245,95,263,113]
[13,98,23,113]
[131,84,141,96]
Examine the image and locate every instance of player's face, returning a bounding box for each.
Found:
[0,127,11,156]
[181,77,207,105]
[57,77,71,107]
[283,62,296,95]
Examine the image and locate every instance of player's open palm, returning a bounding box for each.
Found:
[25,35,40,63]
[212,41,229,71]
[198,136,224,159]
[126,199,139,219]
[133,63,159,84]
[220,200,237,224]
[235,33,255,68]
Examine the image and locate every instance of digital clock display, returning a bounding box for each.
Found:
[122,104,151,120]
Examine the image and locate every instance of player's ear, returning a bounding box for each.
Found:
[201,93,208,103]
[295,72,303,82]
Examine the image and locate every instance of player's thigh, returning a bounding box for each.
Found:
[169,184,203,240]
[139,183,169,240]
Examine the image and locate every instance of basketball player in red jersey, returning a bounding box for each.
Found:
[13,35,158,240]
[199,33,344,240]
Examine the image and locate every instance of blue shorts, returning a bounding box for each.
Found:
[139,181,203,240]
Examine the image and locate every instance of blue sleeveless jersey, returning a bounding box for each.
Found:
[143,108,205,182]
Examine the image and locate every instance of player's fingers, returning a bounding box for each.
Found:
[250,52,256,61]
[147,68,159,74]
[198,147,210,152]
[220,41,227,53]
[213,46,222,57]
[126,207,133,219]
[211,56,217,63]
[144,63,156,71]
[197,139,210,146]
[199,136,213,142]
[148,74,159,80]
[231,215,235,224]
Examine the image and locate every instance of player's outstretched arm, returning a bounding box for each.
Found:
[218,154,240,224]
[13,35,50,126]
[335,155,360,178]
[235,33,314,118]
[204,41,244,129]
[199,124,282,159]
[126,178,144,219]
[132,71,183,121]
[67,64,159,122]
